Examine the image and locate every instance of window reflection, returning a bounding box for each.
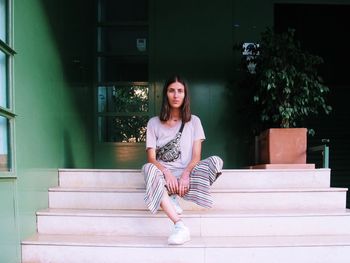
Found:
[98,116,147,143]
[0,0,6,42]
[0,116,9,171]
[98,85,148,113]
[0,51,7,108]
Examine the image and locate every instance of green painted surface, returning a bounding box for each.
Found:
[0,179,20,263]
[94,144,147,169]
[0,0,94,262]
[14,0,94,231]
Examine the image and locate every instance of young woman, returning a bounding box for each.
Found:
[142,75,223,245]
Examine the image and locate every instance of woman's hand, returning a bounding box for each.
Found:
[163,169,178,194]
[146,148,179,194]
[177,139,202,197]
[178,170,190,197]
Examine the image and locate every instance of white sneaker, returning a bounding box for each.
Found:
[170,195,183,214]
[168,221,190,245]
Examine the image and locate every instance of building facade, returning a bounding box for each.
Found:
[1,0,350,262]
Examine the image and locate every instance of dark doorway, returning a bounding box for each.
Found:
[274,4,350,207]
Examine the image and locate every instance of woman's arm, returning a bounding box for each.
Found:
[178,139,203,196]
[146,148,179,194]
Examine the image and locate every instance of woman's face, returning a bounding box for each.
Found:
[167,81,185,109]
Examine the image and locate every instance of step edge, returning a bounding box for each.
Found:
[36,209,350,218]
[48,187,348,193]
[58,168,331,173]
[21,234,350,248]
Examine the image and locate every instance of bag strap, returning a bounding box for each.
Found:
[179,122,185,134]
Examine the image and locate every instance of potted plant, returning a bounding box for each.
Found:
[236,28,332,166]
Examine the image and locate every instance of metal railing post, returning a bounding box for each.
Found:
[309,139,330,169]
[323,144,329,169]
[322,139,330,169]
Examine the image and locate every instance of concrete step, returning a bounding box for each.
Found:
[37,208,350,237]
[22,233,350,263]
[58,168,331,189]
[48,187,347,211]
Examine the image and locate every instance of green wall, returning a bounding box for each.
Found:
[150,0,236,165]
[0,0,94,262]
[0,179,20,263]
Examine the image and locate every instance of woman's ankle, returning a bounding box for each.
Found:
[174,219,184,226]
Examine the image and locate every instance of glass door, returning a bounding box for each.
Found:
[94,0,153,167]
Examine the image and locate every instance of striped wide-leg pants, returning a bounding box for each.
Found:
[142,156,223,214]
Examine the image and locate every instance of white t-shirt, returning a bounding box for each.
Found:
[146,115,205,176]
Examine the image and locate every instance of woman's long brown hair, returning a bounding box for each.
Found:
[159,75,191,123]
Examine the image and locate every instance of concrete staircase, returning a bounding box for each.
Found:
[21,168,350,263]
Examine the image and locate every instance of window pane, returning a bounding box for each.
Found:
[98,0,148,23]
[98,116,148,143]
[0,51,8,108]
[0,0,6,42]
[98,26,148,54]
[0,116,9,171]
[98,56,148,82]
[98,85,149,113]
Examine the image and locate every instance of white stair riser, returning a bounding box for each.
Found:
[22,245,203,263]
[59,171,144,189]
[37,214,350,237]
[49,191,346,210]
[22,244,350,263]
[206,246,350,263]
[58,169,331,189]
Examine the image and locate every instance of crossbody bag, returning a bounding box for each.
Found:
[156,122,185,162]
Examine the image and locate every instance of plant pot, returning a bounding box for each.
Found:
[258,128,307,164]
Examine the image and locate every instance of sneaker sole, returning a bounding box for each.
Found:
[168,235,191,245]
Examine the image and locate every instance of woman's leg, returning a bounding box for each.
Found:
[142,163,180,222]
[183,155,223,208]
[143,163,164,213]
[160,190,190,245]
[160,191,181,223]
[142,163,190,245]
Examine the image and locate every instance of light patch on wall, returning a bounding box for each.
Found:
[242,42,259,74]
[136,38,147,52]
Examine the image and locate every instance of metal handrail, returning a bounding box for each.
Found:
[308,139,330,168]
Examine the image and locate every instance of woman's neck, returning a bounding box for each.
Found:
[169,109,181,121]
